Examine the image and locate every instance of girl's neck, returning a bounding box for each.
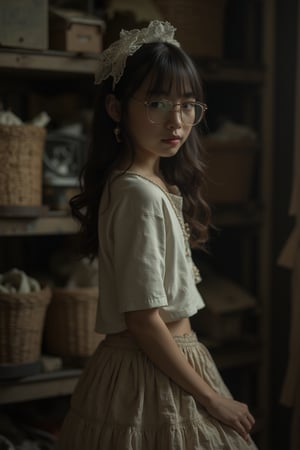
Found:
[117,163,179,196]
[116,153,179,194]
[127,164,160,178]
[117,153,161,178]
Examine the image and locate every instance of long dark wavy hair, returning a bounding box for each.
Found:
[70,41,211,259]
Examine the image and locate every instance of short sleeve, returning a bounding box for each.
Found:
[112,193,168,313]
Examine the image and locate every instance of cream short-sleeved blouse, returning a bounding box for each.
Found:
[95,172,205,334]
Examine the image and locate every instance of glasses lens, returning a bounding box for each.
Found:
[181,103,204,125]
[146,100,205,125]
[147,100,170,124]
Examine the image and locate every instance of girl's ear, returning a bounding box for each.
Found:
[105,94,121,122]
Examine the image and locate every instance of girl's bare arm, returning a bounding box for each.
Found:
[125,308,255,442]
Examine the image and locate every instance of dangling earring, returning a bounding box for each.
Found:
[113,125,122,143]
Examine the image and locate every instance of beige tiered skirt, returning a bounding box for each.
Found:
[58,332,258,450]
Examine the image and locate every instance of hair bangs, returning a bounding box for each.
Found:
[145,45,203,100]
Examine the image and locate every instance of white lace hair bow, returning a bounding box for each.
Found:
[95,20,180,89]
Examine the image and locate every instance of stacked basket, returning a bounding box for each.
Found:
[0,124,46,207]
[44,287,104,360]
[0,286,51,369]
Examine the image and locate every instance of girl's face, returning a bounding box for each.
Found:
[125,75,195,168]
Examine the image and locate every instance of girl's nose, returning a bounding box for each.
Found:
[166,108,182,128]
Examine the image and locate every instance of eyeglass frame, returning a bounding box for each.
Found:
[131,97,208,126]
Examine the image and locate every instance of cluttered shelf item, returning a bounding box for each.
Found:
[0,112,47,209]
[0,269,51,379]
[0,257,102,383]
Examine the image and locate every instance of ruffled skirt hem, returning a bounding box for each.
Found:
[58,332,258,450]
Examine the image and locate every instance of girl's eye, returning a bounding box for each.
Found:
[148,100,168,110]
[182,102,195,111]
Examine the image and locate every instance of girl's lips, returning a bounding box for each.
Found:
[161,137,181,145]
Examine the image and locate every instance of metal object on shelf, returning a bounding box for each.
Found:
[43,132,86,210]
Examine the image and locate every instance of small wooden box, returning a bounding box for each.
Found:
[50,8,105,54]
[0,0,48,50]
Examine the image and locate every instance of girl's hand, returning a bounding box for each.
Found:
[205,393,255,443]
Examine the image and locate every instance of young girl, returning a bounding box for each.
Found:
[58,20,257,450]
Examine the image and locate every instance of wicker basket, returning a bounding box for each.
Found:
[0,124,46,206]
[0,286,51,365]
[154,0,226,58]
[44,287,104,358]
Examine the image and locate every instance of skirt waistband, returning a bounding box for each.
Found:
[102,331,199,350]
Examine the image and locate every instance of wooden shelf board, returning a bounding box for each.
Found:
[0,214,78,236]
[0,49,97,75]
[0,49,264,82]
[0,369,81,404]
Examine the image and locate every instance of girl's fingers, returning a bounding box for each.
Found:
[235,421,249,441]
[245,434,251,444]
[238,413,255,442]
[244,414,254,431]
[246,411,255,426]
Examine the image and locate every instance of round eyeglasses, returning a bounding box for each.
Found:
[132,98,207,126]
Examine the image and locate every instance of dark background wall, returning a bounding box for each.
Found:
[271,0,298,448]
